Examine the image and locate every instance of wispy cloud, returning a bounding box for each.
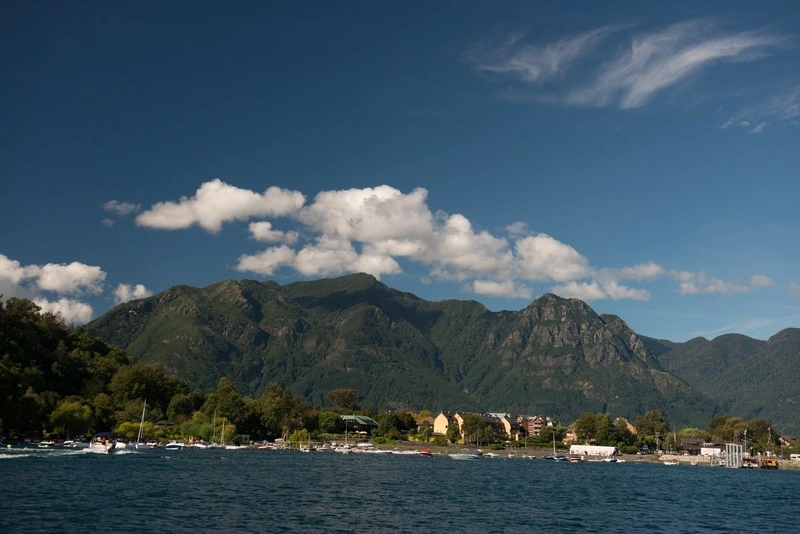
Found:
[103,200,141,216]
[463,25,623,83]
[464,19,791,109]
[720,86,800,130]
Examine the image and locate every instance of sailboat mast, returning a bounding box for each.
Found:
[136,399,146,447]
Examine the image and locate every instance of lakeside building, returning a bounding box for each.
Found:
[339,414,378,435]
[433,411,558,442]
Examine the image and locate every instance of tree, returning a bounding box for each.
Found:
[49,399,92,437]
[460,414,491,446]
[574,412,600,443]
[635,410,669,440]
[446,422,461,444]
[326,389,360,411]
[318,411,344,434]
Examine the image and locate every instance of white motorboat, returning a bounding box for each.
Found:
[86,432,117,454]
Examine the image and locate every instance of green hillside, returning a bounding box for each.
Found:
[643,329,800,435]
[87,273,729,427]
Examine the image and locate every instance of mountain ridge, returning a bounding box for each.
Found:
[85,273,799,432]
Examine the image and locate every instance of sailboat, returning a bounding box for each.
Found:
[135,400,147,450]
[545,434,568,461]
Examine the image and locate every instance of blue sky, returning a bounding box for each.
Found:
[2,1,799,342]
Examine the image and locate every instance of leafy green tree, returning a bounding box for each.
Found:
[318,411,344,434]
[460,414,491,445]
[168,393,198,423]
[289,428,309,445]
[446,422,461,444]
[49,399,92,437]
[574,412,600,443]
[635,410,670,440]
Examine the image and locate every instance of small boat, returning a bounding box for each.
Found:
[38,440,57,448]
[86,432,117,454]
[449,451,482,460]
[419,448,433,457]
[164,441,185,450]
[63,440,88,449]
[663,460,679,466]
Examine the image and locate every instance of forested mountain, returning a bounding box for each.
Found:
[643,329,800,435]
[86,273,722,428]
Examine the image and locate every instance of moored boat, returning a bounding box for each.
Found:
[449,450,482,460]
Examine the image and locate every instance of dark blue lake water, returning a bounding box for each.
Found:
[1,446,797,533]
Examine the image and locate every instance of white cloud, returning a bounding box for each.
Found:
[136,179,305,233]
[614,261,665,280]
[550,279,650,301]
[514,233,590,282]
[236,245,297,276]
[26,261,105,295]
[671,270,750,295]
[464,25,623,83]
[601,281,651,301]
[551,280,607,301]
[0,254,27,286]
[0,253,106,325]
[103,200,141,216]
[465,19,790,109]
[720,87,800,130]
[113,283,153,304]
[572,21,788,108]
[789,283,800,298]
[138,181,769,307]
[33,297,94,324]
[471,279,532,299]
[296,186,434,243]
[505,221,531,237]
[750,274,774,287]
[248,222,299,244]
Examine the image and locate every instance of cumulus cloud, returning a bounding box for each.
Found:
[551,280,607,301]
[248,222,299,244]
[551,279,650,301]
[136,179,305,233]
[464,19,790,109]
[0,253,107,324]
[33,298,94,324]
[471,279,532,299]
[135,181,771,306]
[103,200,141,216]
[113,283,153,305]
[514,233,590,282]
